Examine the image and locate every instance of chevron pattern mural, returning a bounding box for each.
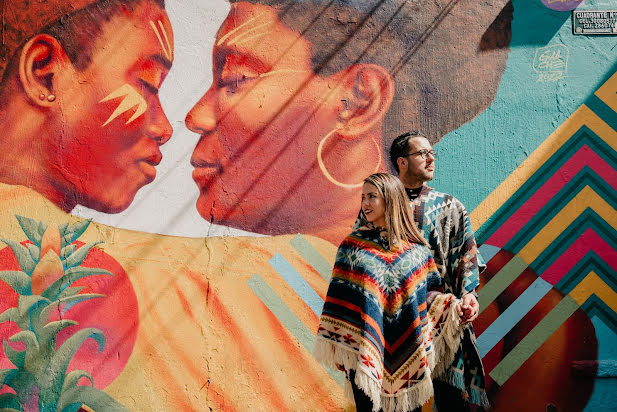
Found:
[472,70,617,390]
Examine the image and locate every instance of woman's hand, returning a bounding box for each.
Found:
[457,292,479,324]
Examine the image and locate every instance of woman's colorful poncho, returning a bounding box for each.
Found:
[314,228,463,412]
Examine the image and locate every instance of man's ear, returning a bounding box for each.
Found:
[19,34,69,106]
[336,63,394,138]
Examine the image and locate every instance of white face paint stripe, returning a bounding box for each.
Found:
[99,84,148,127]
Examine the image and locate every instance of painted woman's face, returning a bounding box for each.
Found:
[53,2,173,213]
[361,183,386,228]
[185,2,347,235]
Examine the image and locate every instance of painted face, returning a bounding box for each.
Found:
[185,2,347,235]
[53,2,173,213]
[361,183,386,228]
[402,137,435,185]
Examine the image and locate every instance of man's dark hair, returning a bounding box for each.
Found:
[1,0,165,82]
[389,131,429,173]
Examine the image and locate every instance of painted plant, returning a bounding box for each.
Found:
[0,216,127,411]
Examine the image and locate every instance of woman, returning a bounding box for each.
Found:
[314,173,463,412]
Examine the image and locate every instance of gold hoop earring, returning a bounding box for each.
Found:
[317,129,382,188]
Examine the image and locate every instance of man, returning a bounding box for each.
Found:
[0,0,173,213]
[390,131,487,411]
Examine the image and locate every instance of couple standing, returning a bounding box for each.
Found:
[316,132,487,412]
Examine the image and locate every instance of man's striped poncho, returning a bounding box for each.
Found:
[314,228,462,412]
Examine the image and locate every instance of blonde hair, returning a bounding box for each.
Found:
[363,173,426,249]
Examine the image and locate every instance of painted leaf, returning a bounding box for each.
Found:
[0,393,23,411]
[26,243,40,263]
[0,239,35,275]
[39,226,62,259]
[30,251,64,296]
[57,293,104,316]
[56,286,85,300]
[60,244,77,260]
[17,295,50,317]
[15,215,45,246]
[63,242,102,269]
[38,320,78,353]
[3,370,37,409]
[0,271,31,295]
[42,267,112,301]
[0,307,28,330]
[58,385,129,412]
[61,369,95,394]
[64,220,92,245]
[10,331,41,373]
[3,339,25,369]
[39,328,105,401]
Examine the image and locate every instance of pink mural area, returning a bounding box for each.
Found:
[473,72,617,411]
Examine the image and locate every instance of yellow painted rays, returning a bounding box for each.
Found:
[217,13,273,47]
[150,19,173,61]
[99,84,147,127]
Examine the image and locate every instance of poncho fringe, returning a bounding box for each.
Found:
[314,302,463,412]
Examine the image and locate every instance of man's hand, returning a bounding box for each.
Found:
[457,292,479,324]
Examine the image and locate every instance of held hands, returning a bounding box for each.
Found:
[456,292,479,324]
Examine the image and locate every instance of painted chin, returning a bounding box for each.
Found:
[138,161,157,183]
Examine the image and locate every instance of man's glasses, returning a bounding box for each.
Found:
[406,149,436,160]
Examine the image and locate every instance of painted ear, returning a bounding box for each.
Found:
[18,34,69,106]
[337,63,395,138]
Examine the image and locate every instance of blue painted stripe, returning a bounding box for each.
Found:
[477,277,552,358]
[290,234,333,280]
[479,244,501,263]
[269,253,324,316]
[247,275,344,387]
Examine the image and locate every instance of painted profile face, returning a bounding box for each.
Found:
[53,2,173,213]
[361,183,386,228]
[402,137,435,184]
[185,2,350,235]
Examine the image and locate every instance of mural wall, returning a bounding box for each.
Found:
[0,0,615,411]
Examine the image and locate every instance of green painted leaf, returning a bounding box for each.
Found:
[63,242,102,269]
[9,331,40,373]
[15,215,45,247]
[17,295,49,317]
[26,244,40,263]
[56,294,104,316]
[57,286,85,300]
[3,339,25,369]
[0,369,14,386]
[0,392,23,411]
[0,239,35,275]
[0,271,30,295]
[42,267,112,301]
[61,369,94,394]
[64,220,92,245]
[38,320,78,354]
[58,385,129,412]
[40,328,105,402]
[39,221,49,237]
[59,244,76,261]
[0,308,28,330]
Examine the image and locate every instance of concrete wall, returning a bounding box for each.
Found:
[0,0,615,411]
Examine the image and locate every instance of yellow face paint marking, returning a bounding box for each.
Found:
[232,30,273,47]
[227,21,272,46]
[150,20,173,60]
[258,69,309,79]
[99,84,147,127]
[217,13,264,46]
